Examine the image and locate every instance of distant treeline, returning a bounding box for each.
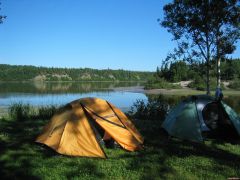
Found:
[146,58,240,90]
[0,64,154,82]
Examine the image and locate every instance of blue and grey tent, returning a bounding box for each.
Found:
[162,95,240,142]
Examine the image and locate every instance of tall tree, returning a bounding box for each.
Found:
[161,0,240,94]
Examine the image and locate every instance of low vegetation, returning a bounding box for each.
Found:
[228,78,240,90]
[128,95,170,121]
[144,77,181,90]
[1,100,240,179]
[188,77,225,91]
[8,103,59,121]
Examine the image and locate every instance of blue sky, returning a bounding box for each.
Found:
[0,0,239,71]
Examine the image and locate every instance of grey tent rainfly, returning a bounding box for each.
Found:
[162,95,240,142]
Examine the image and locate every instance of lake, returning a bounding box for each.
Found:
[0,81,240,116]
[0,81,147,115]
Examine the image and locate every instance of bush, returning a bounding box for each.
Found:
[8,103,32,121]
[38,105,58,119]
[228,78,240,89]
[188,76,225,91]
[144,77,181,90]
[8,103,60,121]
[128,96,170,121]
[188,75,205,91]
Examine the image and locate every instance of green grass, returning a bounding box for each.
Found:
[144,78,181,90]
[1,108,240,179]
[8,103,60,121]
[144,88,240,96]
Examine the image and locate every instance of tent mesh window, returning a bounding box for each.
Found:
[202,102,238,139]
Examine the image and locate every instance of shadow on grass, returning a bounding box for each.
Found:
[0,117,48,179]
[0,117,104,179]
[114,124,176,179]
[1,114,240,179]
[124,120,240,179]
[65,161,105,179]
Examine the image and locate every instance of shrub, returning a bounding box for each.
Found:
[8,103,32,121]
[228,78,240,89]
[129,96,170,121]
[188,75,205,91]
[38,105,58,119]
[144,77,181,90]
[8,103,60,121]
[188,76,225,91]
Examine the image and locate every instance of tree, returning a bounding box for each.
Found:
[169,61,189,82]
[161,0,240,94]
[0,15,5,23]
[0,2,6,24]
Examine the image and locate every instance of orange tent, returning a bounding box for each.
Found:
[36,97,144,158]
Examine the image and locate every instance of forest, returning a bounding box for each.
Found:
[0,64,153,82]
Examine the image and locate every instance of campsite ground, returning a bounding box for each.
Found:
[0,114,240,179]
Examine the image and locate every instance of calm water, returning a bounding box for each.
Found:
[0,81,240,115]
[0,82,147,115]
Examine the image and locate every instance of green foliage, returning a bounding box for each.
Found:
[145,77,181,90]
[157,61,188,82]
[168,61,189,82]
[37,106,59,119]
[221,59,240,80]
[0,64,153,82]
[148,59,240,90]
[128,96,169,121]
[188,76,225,91]
[161,0,240,94]
[188,75,206,91]
[228,78,240,90]
[161,0,239,61]
[8,103,31,121]
[8,103,59,120]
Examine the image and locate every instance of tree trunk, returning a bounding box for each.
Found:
[216,31,221,89]
[205,25,211,95]
[217,57,221,88]
[206,59,210,95]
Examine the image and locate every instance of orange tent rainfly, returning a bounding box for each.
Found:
[36,97,144,158]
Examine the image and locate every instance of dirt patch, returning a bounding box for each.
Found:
[173,81,192,88]
[222,81,230,89]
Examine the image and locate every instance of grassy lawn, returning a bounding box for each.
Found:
[0,116,240,180]
[144,88,240,96]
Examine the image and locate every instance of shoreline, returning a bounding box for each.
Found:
[112,86,240,96]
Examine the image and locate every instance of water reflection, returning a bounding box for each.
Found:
[0,91,147,112]
[0,82,147,115]
[0,82,239,116]
[0,81,144,94]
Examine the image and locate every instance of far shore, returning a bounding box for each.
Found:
[112,86,240,96]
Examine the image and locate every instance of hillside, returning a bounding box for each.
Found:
[0,64,154,82]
